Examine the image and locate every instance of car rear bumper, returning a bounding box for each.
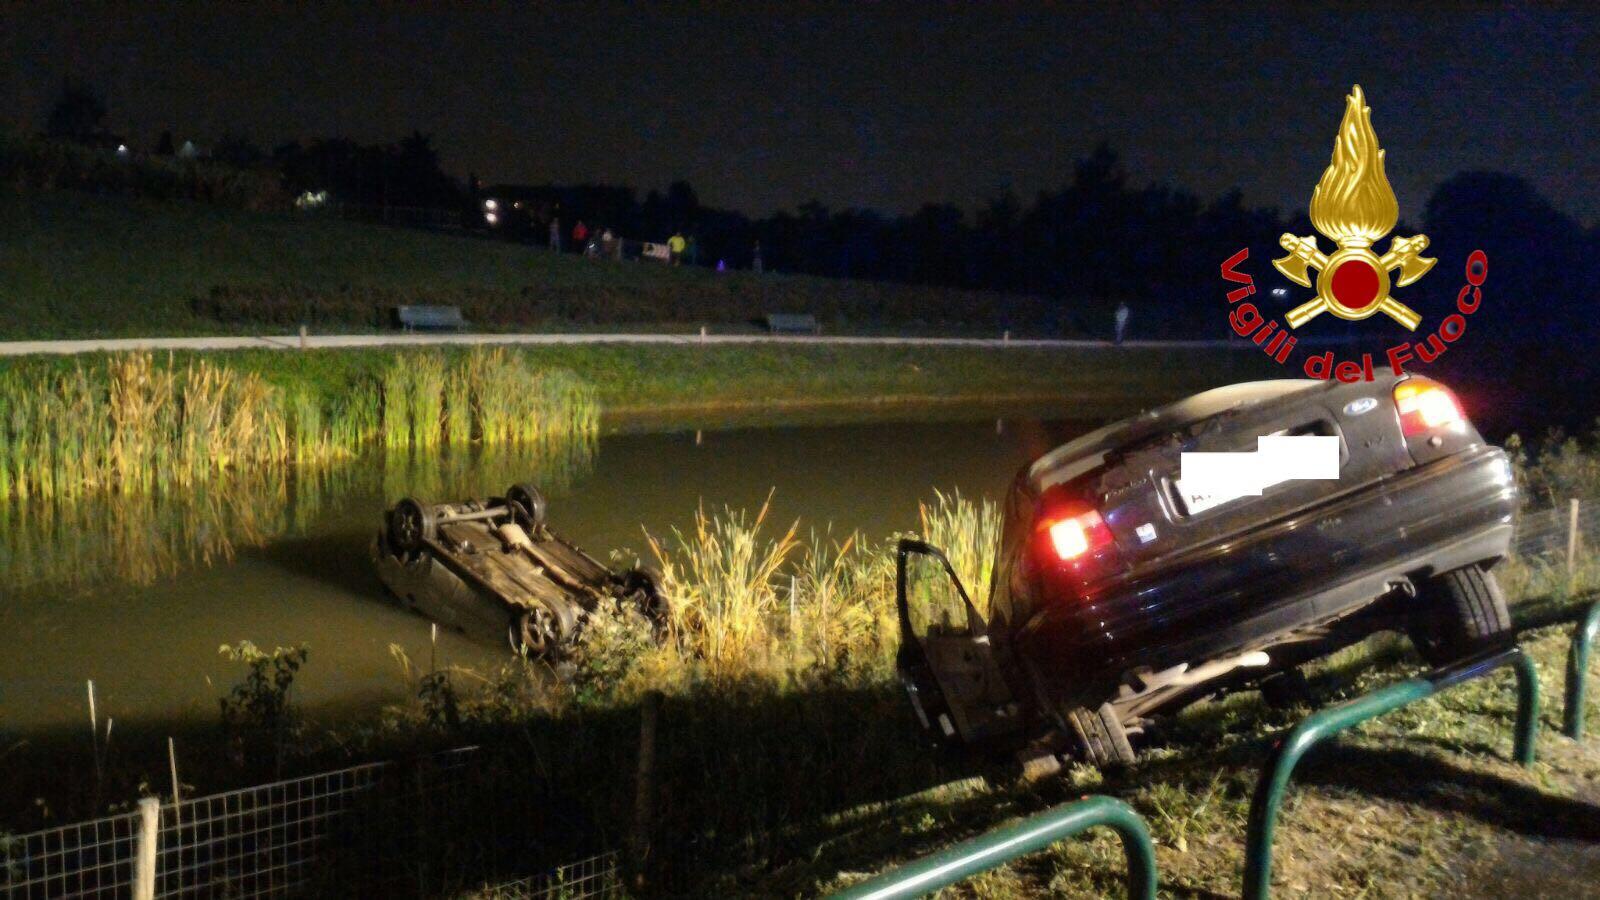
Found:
[1014,445,1517,700]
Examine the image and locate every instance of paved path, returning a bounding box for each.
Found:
[0,332,1245,357]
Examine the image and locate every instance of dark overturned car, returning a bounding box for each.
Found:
[374,484,666,657]
[896,374,1519,767]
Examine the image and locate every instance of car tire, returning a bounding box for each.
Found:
[1067,703,1136,768]
[506,483,548,532]
[1406,564,1513,668]
[620,566,670,625]
[388,498,436,554]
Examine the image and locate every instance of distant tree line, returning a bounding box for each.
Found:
[20,79,1600,380]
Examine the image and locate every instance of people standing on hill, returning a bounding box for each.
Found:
[549,217,561,252]
[572,220,589,251]
[752,240,764,274]
[667,232,686,266]
[1115,301,1130,344]
[601,228,616,259]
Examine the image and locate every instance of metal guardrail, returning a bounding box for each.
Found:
[1566,600,1600,739]
[826,795,1156,900]
[1242,645,1540,900]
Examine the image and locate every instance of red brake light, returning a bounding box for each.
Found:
[1042,509,1113,561]
[1393,380,1464,437]
[1031,488,1124,591]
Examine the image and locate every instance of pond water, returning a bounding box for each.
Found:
[0,407,1098,732]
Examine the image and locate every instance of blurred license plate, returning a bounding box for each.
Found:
[1174,474,1289,516]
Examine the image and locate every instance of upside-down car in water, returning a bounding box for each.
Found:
[896,375,1519,767]
[374,484,666,657]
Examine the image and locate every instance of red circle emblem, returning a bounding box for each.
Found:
[1330,258,1381,310]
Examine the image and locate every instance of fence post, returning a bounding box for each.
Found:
[629,690,663,891]
[132,796,160,900]
[1569,498,1581,581]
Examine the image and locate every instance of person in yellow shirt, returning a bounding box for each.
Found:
[667,232,686,266]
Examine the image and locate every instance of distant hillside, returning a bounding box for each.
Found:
[0,191,1073,340]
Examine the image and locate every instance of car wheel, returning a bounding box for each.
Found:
[388,498,436,554]
[1406,564,1513,668]
[620,566,670,625]
[1067,703,1136,768]
[509,607,559,658]
[505,483,547,532]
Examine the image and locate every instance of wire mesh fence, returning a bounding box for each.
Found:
[153,762,387,898]
[2,745,611,900]
[0,811,143,899]
[1513,498,1599,558]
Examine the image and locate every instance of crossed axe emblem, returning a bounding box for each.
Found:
[1273,233,1435,330]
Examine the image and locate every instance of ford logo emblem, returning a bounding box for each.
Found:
[1344,397,1379,416]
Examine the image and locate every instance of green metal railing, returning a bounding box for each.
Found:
[827,795,1156,900]
[1242,645,1540,900]
[1566,600,1600,739]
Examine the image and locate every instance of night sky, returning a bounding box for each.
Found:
[3,3,1596,223]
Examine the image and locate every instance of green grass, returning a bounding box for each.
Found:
[0,191,1062,340]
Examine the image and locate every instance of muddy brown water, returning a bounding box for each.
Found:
[0,406,1097,733]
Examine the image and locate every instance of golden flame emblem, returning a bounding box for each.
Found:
[1275,85,1435,330]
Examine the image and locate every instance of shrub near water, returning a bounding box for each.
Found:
[0,349,598,503]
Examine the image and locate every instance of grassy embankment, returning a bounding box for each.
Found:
[0,190,1064,340]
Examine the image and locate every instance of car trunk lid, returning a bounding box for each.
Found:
[1040,381,1416,569]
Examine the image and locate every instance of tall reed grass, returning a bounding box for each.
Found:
[1,437,598,592]
[606,490,998,689]
[0,349,600,504]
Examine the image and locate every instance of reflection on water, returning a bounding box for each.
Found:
[0,440,595,590]
[0,414,1086,732]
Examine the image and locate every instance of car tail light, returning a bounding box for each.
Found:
[1393,380,1464,437]
[1042,509,1113,561]
[1032,489,1123,589]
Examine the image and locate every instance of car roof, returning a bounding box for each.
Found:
[1029,379,1325,490]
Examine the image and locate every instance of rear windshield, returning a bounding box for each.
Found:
[1028,379,1322,490]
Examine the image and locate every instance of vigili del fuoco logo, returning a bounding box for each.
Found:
[1220,85,1488,382]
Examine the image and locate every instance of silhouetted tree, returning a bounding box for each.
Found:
[272,133,461,207]
[213,133,265,166]
[1419,171,1599,427]
[46,79,107,142]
